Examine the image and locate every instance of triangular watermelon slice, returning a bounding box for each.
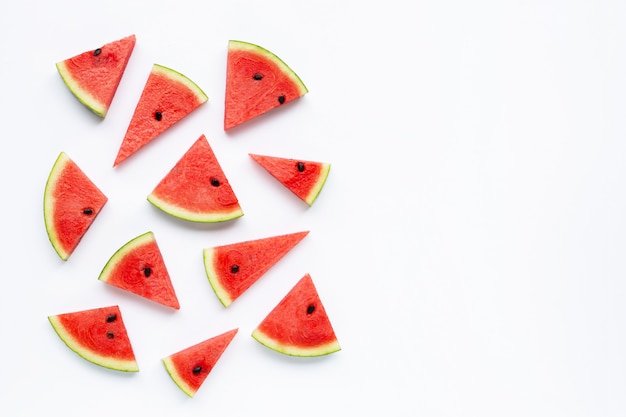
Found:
[252,274,340,357]
[249,154,330,206]
[162,328,238,397]
[98,231,180,310]
[56,35,136,117]
[224,40,308,130]
[203,231,309,307]
[113,64,208,166]
[44,152,108,261]
[147,135,243,222]
[48,305,139,372]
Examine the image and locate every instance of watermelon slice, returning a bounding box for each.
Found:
[162,328,238,397]
[252,274,340,357]
[113,64,208,166]
[44,152,108,261]
[98,231,180,310]
[224,40,308,130]
[203,231,309,307]
[56,35,136,117]
[249,154,330,206]
[48,305,139,372]
[147,135,243,222]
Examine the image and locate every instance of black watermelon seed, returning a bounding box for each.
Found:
[278,95,285,105]
[192,366,203,374]
[106,332,115,339]
[155,111,163,121]
[143,267,152,277]
[307,304,315,314]
[83,207,94,215]
[297,162,305,172]
[231,265,240,274]
[253,73,263,80]
[106,314,117,323]
[210,178,220,187]
[94,48,102,56]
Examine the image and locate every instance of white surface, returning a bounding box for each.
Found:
[1,1,625,416]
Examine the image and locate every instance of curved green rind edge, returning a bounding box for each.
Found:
[56,61,107,117]
[152,63,209,103]
[162,356,196,397]
[43,152,71,261]
[251,328,341,357]
[305,163,331,206]
[48,314,139,372]
[98,231,154,283]
[228,40,308,96]
[147,193,244,223]
[202,247,233,307]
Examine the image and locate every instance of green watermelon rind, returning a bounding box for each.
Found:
[98,231,155,284]
[152,63,209,103]
[251,327,341,357]
[228,40,309,96]
[162,356,196,397]
[202,247,234,307]
[43,152,70,260]
[56,61,108,117]
[304,162,331,206]
[48,313,139,372]
[147,194,244,223]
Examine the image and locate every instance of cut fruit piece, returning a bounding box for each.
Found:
[252,274,340,357]
[43,152,108,261]
[249,154,330,206]
[203,231,309,307]
[56,35,136,117]
[113,64,208,166]
[147,135,243,222]
[224,40,308,130]
[48,305,139,372]
[98,231,180,310]
[162,328,238,397]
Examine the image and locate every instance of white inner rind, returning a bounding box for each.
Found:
[305,163,331,206]
[251,327,341,357]
[99,231,154,282]
[43,152,70,260]
[202,248,234,307]
[152,64,208,103]
[162,356,196,397]
[147,193,244,223]
[56,61,107,117]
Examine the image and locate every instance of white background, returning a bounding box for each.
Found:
[1,0,625,416]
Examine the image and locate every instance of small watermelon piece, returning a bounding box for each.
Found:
[48,305,139,372]
[249,154,330,206]
[162,328,238,397]
[252,274,340,357]
[203,231,309,307]
[224,40,308,130]
[113,64,208,167]
[147,135,243,222]
[56,35,136,117]
[98,231,180,310]
[44,152,108,261]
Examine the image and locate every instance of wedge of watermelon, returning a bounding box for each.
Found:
[113,64,208,166]
[44,152,108,261]
[252,274,340,357]
[56,35,136,117]
[249,154,330,206]
[224,40,308,130]
[147,135,243,222]
[98,231,180,310]
[48,305,139,372]
[162,328,238,397]
[203,231,309,307]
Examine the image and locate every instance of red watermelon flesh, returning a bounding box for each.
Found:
[113,64,208,167]
[224,40,308,130]
[147,135,243,222]
[56,35,136,117]
[162,328,238,397]
[98,231,180,310]
[203,231,309,307]
[252,274,340,357]
[249,154,330,206]
[44,152,108,261]
[48,305,139,372]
